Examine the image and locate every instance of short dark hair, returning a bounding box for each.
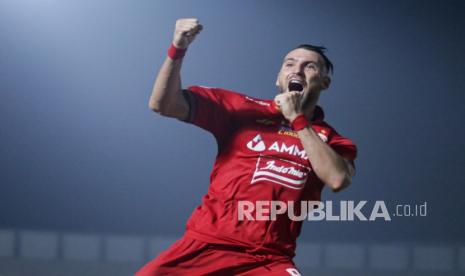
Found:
[294,44,334,75]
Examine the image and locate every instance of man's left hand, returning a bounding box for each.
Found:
[274,92,303,122]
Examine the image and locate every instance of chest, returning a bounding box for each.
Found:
[226,119,330,162]
[222,119,330,191]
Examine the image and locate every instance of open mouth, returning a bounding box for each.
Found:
[288,80,304,92]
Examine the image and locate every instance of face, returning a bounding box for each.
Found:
[275,48,331,108]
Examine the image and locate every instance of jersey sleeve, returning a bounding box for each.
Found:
[182,85,247,141]
[328,130,358,162]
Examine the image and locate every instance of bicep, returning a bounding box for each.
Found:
[158,89,190,121]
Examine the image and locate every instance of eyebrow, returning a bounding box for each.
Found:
[284,58,319,66]
[284,58,298,62]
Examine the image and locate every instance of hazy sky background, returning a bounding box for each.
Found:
[1,0,464,242]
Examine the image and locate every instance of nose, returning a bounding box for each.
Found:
[290,63,305,76]
[290,68,305,78]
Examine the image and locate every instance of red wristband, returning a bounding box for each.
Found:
[167,43,187,60]
[291,114,310,131]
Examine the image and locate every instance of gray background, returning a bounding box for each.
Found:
[1,1,464,273]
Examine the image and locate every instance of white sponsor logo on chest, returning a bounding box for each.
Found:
[251,155,310,190]
[246,134,308,160]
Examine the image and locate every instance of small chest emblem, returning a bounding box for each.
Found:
[246,134,266,152]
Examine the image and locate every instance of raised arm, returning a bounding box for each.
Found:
[275,92,355,192]
[148,18,203,120]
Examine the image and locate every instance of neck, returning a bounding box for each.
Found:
[303,106,315,121]
[301,97,319,121]
[301,88,321,121]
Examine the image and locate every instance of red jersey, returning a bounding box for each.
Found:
[182,86,357,259]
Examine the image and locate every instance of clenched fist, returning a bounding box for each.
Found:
[274,92,304,121]
[173,18,203,49]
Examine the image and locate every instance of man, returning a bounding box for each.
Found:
[137,18,357,276]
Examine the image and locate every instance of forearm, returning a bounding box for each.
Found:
[297,126,354,192]
[148,18,202,119]
[148,57,184,116]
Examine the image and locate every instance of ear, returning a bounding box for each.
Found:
[275,74,280,87]
[321,76,331,90]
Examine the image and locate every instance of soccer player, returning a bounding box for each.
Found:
[136,18,357,276]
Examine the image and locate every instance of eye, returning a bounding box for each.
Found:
[284,63,294,67]
[306,64,317,70]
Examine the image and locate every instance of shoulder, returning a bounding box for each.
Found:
[185,85,279,114]
[186,85,245,99]
[316,119,357,161]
